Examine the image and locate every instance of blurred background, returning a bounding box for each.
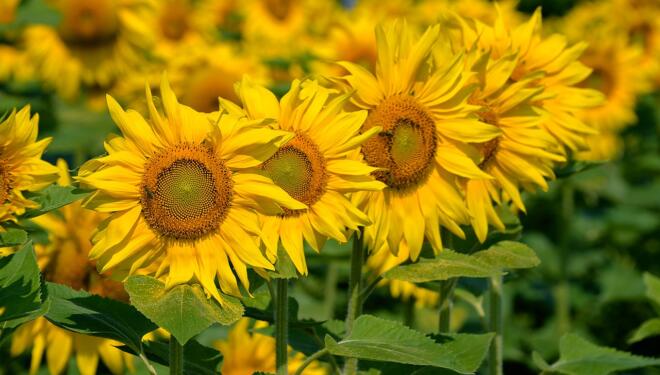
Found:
[0,0,658,374]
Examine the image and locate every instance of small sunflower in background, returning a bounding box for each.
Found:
[215,318,326,375]
[445,12,566,241]
[339,20,500,260]
[169,44,269,112]
[221,77,384,275]
[10,160,134,375]
[22,0,152,100]
[414,0,521,28]
[77,76,305,303]
[0,0,19,24]
[0,106,59,227]
[143,0,210,59]
[562,0,653,161]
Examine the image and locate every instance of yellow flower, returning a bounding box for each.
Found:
[505,9,604,154]
[365,246,439,308]
[221,77,384,274]
[10,160,133,375]
[0,0,19,24]
[22,0,152,99]
[561,1,653,161]
[414,0,521,28]
[0,106,59,226]
[446,13,566,241]
[77,76,305,303]
[339,20,500,260]
[169,44,269,113]
[143,0,210,59]
[215,318,326,375]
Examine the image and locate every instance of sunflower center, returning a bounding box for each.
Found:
[141,143,233,240]
[264,0,292,21]
[0,163,10,204]
[261,133,327,216]
[160,1,191,41]
[581,64,615,97]
[181,67,238,112]
[43,245,91,291]
[57,0,119,46]
[361,94,437,191]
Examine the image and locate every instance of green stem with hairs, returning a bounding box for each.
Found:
[488,274,504,375]
[294,348,330,375]
[344,231,365,375]
[275,278,289,375]
[169,336,184,375]
[438,278,458,332]
[556,181,574,337]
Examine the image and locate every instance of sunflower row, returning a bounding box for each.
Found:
[0,0,658,374]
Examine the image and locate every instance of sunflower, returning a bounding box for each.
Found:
[0,0,19,24]
[0,106,59,226]
[11,160,134,375]
[414,0,521,28]
[220,77,384,275]
[215,318,326,375]
[560,1,652,160]
[365,245,439,308]
[77,76,305,303]
[143,0,211,59]
[22,0,151,99]
[169,44,269,112]
[500,9,605,155]
[338,20,500,260]
[444,14,566,241]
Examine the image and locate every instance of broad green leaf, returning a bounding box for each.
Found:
[0,228,28,247]
[473,241,540,270]
[0,242,45,324]
[22,185,90,218]
[119,339,223,375]
[125,275,244,344]
[383,250,501,282]
[267,246,299,279]
[628,318,660,344]
[643,273,660,307]
[45,283,157,353]
[324,315,493,374]
[537,333,660,375]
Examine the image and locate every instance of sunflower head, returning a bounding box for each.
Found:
[78,75,305,302]
[0,107,59,225]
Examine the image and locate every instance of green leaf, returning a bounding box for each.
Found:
[0,228,28,247]
[628,318,660,344]
[125,275,244,345]
[45,282,157,353]
[0,242,46,325]
[267,246,299,279]
[473,241,540,270]
[537,333,660,375]
[324,315,494,374]
[383,250,501,283]
[23,185,90,218]
[643,273,660,307]
[13,0,62,27]
[118,339,222,375]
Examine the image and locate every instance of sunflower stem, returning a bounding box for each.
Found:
[344,230,365,375]
[487,274,504,375]
[294,348,330,375]
[555,181,574,336]
[169,336,184,375]
[275,278,289,375]
[438,278,458,332]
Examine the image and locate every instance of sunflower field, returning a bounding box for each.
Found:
[0,0,659,374]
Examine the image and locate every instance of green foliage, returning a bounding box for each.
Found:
[119,339,223,375]
[0,228,28,247]
[384,241,539,283]
[628,319,660,344]
[125,275,243,345]
[324,315,494,374]
[533,333,660,375]
[267,247,299,279]
[644,273,660,308]
[45,282,157,353]
[22,185,90,218]
[0,242,46,327]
